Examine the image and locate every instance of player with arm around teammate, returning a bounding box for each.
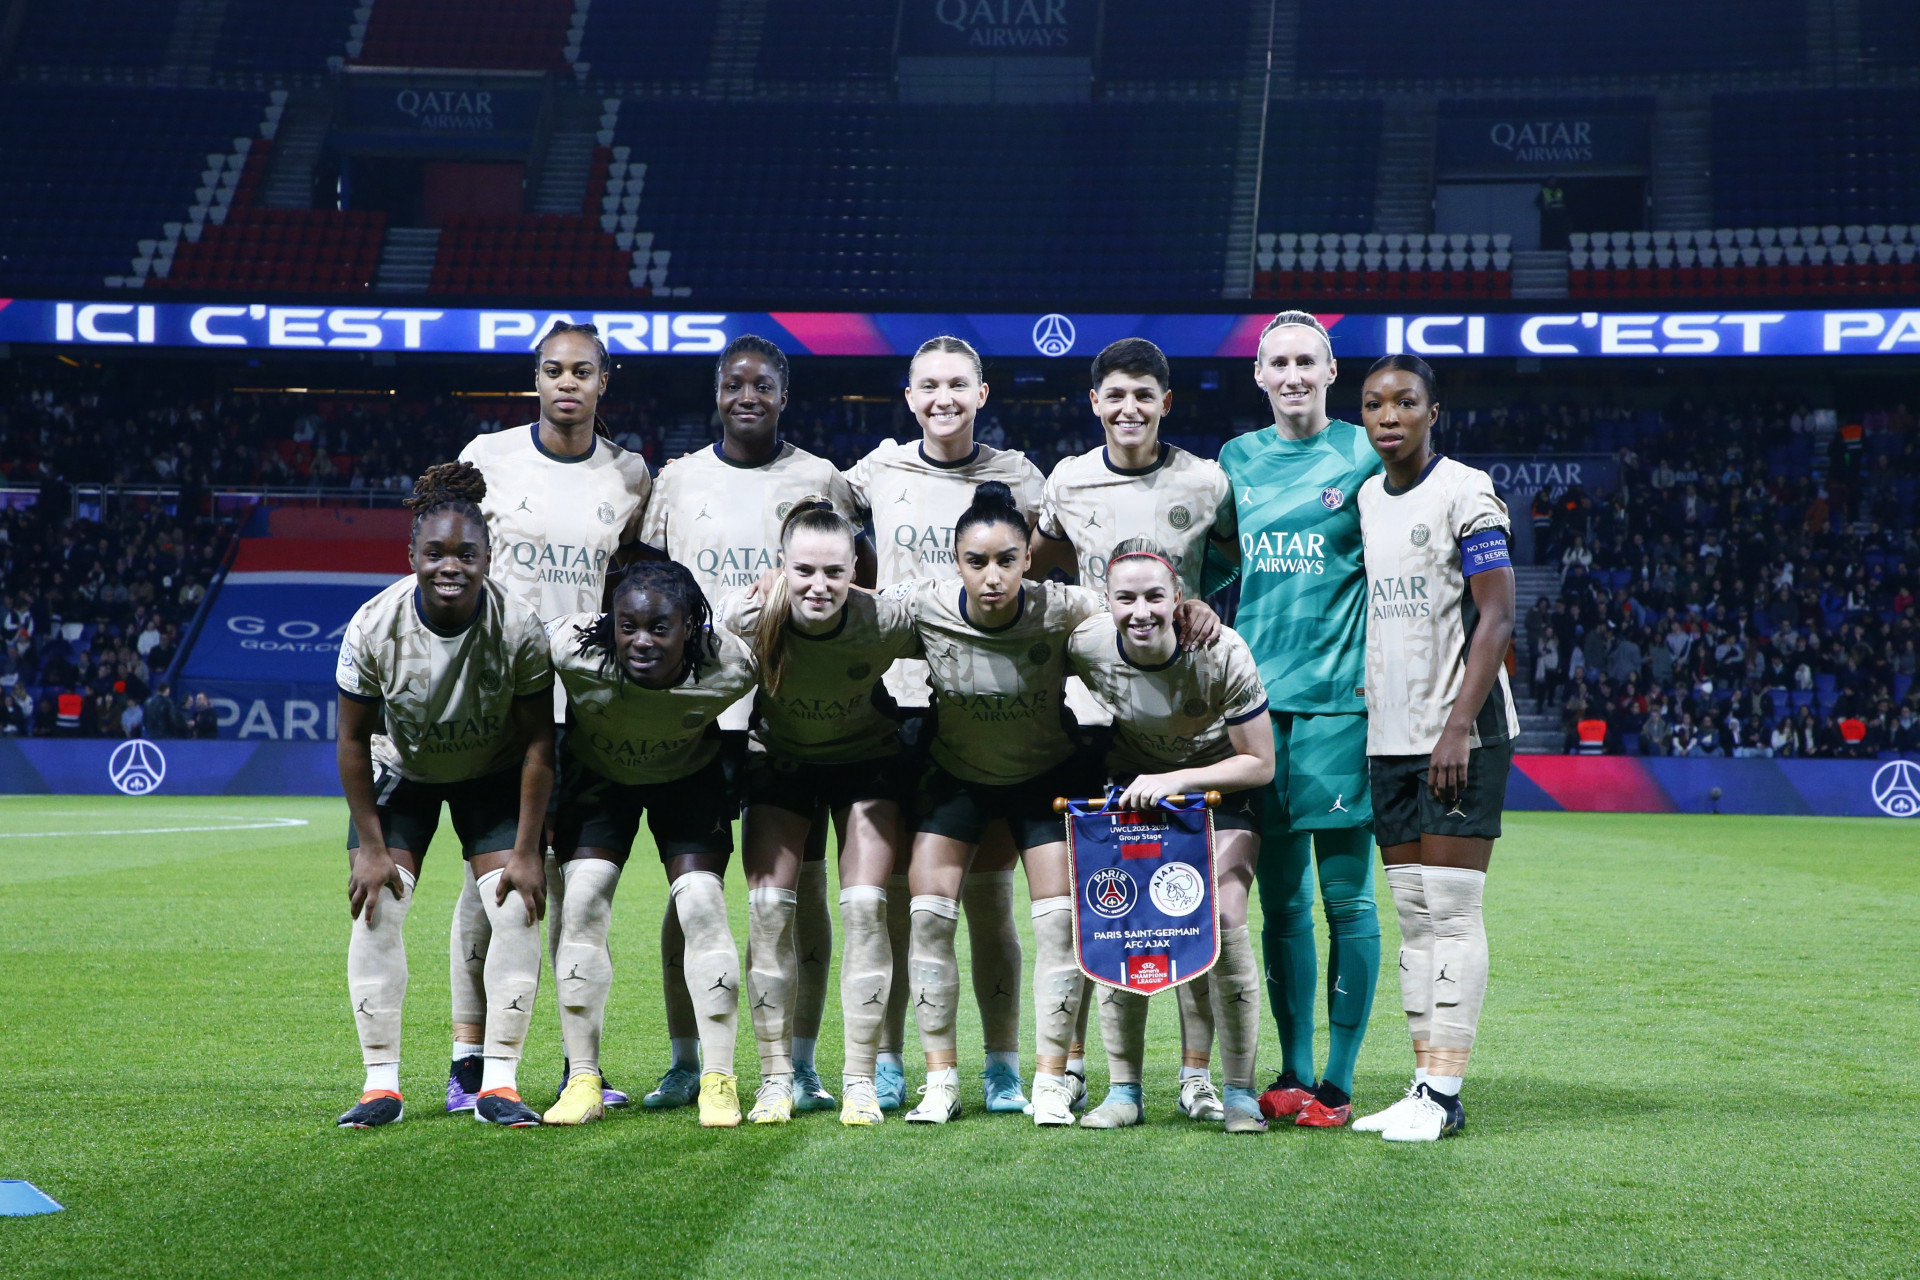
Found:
[844,336,1048,1114]
[718,499,923,1126]
[1351,355,1517,1142]
[541,560,759,1128]
[1067,539,1274,1133]
[1029,336,1240,1122]
[452,321,652,1114]
[335,463,556,1128]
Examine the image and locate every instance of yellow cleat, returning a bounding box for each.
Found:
[840,1078,884,1126]
[748,1079,793,1124]
[698,1071,742,1128]
[543,1072,607,1126]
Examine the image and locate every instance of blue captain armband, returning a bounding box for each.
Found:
[1461,527,1511,576]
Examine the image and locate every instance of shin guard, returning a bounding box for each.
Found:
[794,860,832,1042]
[475,868,542,1062]
[746,886,799,1077]
[838,885,891,1078]
[908,896,961,1061]
[1208,925,1261,1089]
[672,871,740,1076]
[448,863,488,1034]
[1030,897,1082,1064]
[1385,863,1433,1042]
[348,867,415,1066]
[962,869,1022,1055]
[1423,866,1488,1058]
[553,858,621,1079]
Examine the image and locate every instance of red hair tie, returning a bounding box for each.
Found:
[1109,550,1177,576]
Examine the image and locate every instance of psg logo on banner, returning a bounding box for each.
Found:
[1060,792,1220,995]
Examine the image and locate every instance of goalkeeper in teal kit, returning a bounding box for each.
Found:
[1214,311,1383,1129]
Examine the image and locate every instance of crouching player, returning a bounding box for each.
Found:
[1353,355,1518,1142]
[1066,540,1274,1133]
[543,562,759,1128]
[336,463,556,1128]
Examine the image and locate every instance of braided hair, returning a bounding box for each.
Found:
[404,461,488,547]
[573,559,715,686]
[534,320,614,440]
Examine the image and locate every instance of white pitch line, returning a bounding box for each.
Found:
[0,818,312,839]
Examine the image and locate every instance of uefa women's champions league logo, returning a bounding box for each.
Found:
[1871,760,1920,817]
[108,740,167,796]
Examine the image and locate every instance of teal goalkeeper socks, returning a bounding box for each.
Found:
[1315,827,1381,1096]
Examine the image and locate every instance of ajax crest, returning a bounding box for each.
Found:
[1872,760,1920,817]
[108,739,167,796]
[1085,868,1138,918]
[1149,862,1205,916]
[1031,313,1076,357]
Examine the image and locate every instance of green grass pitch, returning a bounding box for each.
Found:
[0,797,1915,1278]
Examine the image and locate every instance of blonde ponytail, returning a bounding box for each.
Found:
[753,496,854,696]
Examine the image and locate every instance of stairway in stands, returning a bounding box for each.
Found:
[1510,562,1563,753]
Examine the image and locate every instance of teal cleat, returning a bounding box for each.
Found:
[874,1061,907,1112]
[792,1064,836,1112]
[642,1065,701,1110]
[983,1060,1030,1113]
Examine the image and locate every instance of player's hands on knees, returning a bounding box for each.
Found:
[500,847,547,924]
[1429,727,1471,803]
[1172,600,1222,650]
[348,845,406,924]
[1117,773,1181,812]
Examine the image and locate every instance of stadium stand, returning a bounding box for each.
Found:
[1255,101,1381,237]
[156,208,387,294]
[1566,225,1920,299]
[1711,90,1920,231]
[1255,231,1513,301]
[574,0,721,83]
[430,213,641,295]
[756,0,897,83]
[1861,1,1920,68]
[213,0,357,74]
[13,0,175,70]
[352,0,572,72]
[1099,0,1249,81]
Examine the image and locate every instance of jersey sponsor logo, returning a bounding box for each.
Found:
[694,545,777,586]
[938,687,1053,721]
[1320,486,1345,510]
[108,739,167,795]
[596,502,616,526]
[1371,574,1431,618]
[1032,313,1076,357]
[1872,760,1920,817]
[1240,530,1327,576]
[1148,862,1205,918]
[1410,523,1431,547]
[583,729,699,765]
[891,523,956,565]
[402,711,506,752]
[506,540,611,587]
[1167,504,1192,530]
[1085,867,1138,918]
[774,691,870,721]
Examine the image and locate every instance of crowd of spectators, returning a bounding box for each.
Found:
[1513,399,1920,757]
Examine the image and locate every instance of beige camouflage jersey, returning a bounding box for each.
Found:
[545,612,759,785]
[893,577,1105,785]
[641,440,860,730]
[1036,443,1236,597]
[1356,456,1521,757]
[335,576,553,783]
[718,587,923,764]
[844,438,1046,707]
[1067,614,1269,775]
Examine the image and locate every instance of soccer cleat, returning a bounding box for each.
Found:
[543,1073,607,1126]
[1354,1083,1425,1133]
[748,1079,794,1125]
[1222,1085,1267,1134]
[1030,1074,1078,1127]
[983,1061,1030,1113]
[337,1090,404,1128]
[474,1089,542,1127]
[875,1061,908,1112]
[698,1072,743,1128]
[558,1059,629,1108]
[643,1066,701,1110]
[446,1055,483,1113]
[1296,1081,1352,1128]
[905,1079,962,1124]
[1080,1085,1144,1129]
[1257,1071,1315,1120]
[1066,1070,1089,1112]
[1178,1076,1226,1121]
[840,1078,884,1126]
[791,1064,835,1112]
[1380,1083,1465,1142]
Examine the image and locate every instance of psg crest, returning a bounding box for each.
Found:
[1059,792,1220,994]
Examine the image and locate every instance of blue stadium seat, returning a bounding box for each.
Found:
[214,0,356,72]
[1712,90,1920,226]
[579,1,721,80]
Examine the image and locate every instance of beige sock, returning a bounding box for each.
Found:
[448,863,488,1038]
[543,848,565,977]
[475,867,542,1066]
[908,895,961,1063]
[881,873,911,1055]
[1178,972,1215,1071]
[1386,864,1434,1042]
[794,860,832,1047]
[838,884,890,1079]
[1096,985,1148,1085]
[348,866,415,1068]
[746,885,798,1078]
[962,869,1022,1054]
[553,858,621,1080]
[661,899,698,1048]
[672,871,740,1076]
[1029,897,1081,1065]
[1208,925,1261,1089]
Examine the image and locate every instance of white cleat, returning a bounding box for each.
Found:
[1379,1085,1464,1142]
[905,1078,962,1125]
[1353,1084,1423,1133]
[1023,1070,1088,1116]
[1030,1074,1078,1127]
[1178,1076,1225,1121]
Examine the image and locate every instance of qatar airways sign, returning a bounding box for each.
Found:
[7,299,1920,359]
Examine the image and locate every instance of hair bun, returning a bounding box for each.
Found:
[970,480,1016,510]
[405,460,488,510]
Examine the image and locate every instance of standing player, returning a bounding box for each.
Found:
[1216,311,1384,1128]
[543,561,760,1128]
[1352,355,1516,1142]
[845,336,1046,1113]
[453,321,652,1113]
[1029,336,1238,1122]
[335,463,555,1128]
[1066,540,1273,1133]
[718,500,922,1126]
[637,336,864,1113]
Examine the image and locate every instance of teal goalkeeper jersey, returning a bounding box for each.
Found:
[1216,419,1383,715]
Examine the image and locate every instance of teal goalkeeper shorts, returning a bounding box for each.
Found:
[1266,711,1372,831]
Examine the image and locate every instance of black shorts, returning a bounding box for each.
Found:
[745,751,917,818]
[346,762,523,860]
[912,750,1104,851]
[1107,773,1264,833]
[1369,741,1513,848]
[554,753,735,864]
